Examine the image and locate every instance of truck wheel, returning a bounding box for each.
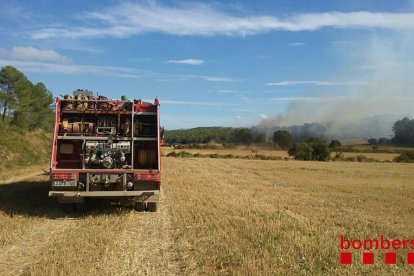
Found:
[74,202,87,213]
[134,202,145,211]
[61,203,74,213]
[146,202,158,212]
[86,198,100,210]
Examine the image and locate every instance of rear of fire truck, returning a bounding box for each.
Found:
[49,90,161,211]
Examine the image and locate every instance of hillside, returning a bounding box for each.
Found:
[0,123,52,171]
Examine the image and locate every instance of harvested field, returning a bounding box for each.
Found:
[340,151,399,162]
[162,147,289,159]
[164,158,414,275]
[0,170,179,276]
[162,147,400,161]
[0,157,413,275]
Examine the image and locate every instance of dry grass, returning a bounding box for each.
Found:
[340,152,399,161]
[0,170,179,276]
[0,155,413,275]
[162,147,289,159]
[163,158,414,275]
[0,163,49,183]
[349,144,413,152]
[162,147,399,161]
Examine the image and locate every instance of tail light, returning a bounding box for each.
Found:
[134,173,159,181]
[51,172,77,187]
[51,172,77,181]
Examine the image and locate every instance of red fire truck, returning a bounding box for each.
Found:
[49,90,161,211]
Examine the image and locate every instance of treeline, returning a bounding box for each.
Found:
[164,127,265,145]
[0,66,54,130]
[391,117,414,147]
[258,114,401,141]
[164,125,345,146]
[367,117,414,147]
[166,117,414,148]
[271,123,329,141]
[164,117,414,162]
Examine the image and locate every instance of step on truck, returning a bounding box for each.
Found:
[49,90,162,211]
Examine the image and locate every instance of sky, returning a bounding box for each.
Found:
[1,0,414,130]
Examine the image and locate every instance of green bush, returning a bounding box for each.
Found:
[354,155,379,162]
[288,143,313,161]
[166,151,193,158]
[329,139,341,148]
[368,138,378,145]
[288,139,330,161]
[332,153,380,163]
[394,152,414,163]
[312,141,331,161]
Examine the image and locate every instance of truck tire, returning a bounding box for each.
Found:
[86,198,101,210]
[61,203,74,213]
[134,202,145,211]
[75,202,87,213]
[146,202,158,212]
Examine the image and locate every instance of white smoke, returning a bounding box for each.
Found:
[259,31,414,139]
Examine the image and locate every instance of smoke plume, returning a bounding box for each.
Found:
[258,32,414,140]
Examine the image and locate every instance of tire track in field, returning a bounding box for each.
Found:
[99,188,180,276]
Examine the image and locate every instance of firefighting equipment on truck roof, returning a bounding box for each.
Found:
[63,95,74,110]
[61,95,132,112]
[75,94,88,111]
[87,95,97,110]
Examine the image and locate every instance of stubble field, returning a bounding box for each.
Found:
[0,153,413,275]
[162,147,400,161]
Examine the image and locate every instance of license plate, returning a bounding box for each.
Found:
[52,180,77,187]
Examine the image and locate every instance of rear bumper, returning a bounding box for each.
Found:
[49,190,159,202]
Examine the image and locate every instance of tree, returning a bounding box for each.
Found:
[329,139,341,148]
[378,137,390,144]
[254,133,267,144]
[13,82,54,130]
[392,117,414,147]
[311,140,331,161]
[164,127,235,145]
[288,143,313,160]
[0,66,54,130]
[0,66,30,121]
[368,138,378,145]
[288,138,330,161]
[305,137,322,144]
[231,128,254,145]
[394,151,414,163]
[272,130,292,149]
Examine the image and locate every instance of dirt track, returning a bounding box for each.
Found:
[0,171,179,276]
